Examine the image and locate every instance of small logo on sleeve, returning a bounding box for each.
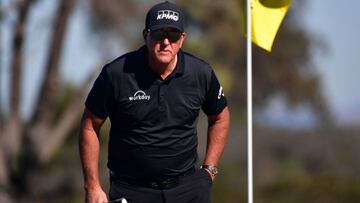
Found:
[217,86,225,99]
[129,90,151,101]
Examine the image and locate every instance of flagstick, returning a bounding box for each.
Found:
[246,0,253,203]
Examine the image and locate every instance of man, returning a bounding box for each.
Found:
[79,1,230,203]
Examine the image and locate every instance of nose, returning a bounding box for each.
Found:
[162,37,170,45]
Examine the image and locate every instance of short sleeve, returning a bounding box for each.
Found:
[202,70,227,115]
[85,66,113,118]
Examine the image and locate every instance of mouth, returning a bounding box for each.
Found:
[158,49,171,54]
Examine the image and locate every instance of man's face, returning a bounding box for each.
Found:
[144,27,186,65]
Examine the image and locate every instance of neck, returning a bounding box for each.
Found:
[147,55,178,80]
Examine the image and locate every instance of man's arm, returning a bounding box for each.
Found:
[79,108,108,203]
[202,107,230,181]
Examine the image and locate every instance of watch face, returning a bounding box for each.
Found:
[211,168,218,175]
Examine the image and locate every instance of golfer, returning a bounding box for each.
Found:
[79,1,230,203]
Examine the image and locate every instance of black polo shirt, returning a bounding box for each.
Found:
[85,45,227,181]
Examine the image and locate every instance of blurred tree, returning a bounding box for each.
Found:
[0,0,96,202]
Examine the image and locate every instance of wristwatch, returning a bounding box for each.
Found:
[201,165,218,176]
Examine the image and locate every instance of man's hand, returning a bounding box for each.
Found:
[85,186,108,203]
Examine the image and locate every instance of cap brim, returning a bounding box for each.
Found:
[148,24,183,32]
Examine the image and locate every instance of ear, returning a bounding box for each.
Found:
[178,32,187,48]
[181,32,187,40]
[142,29,148,41]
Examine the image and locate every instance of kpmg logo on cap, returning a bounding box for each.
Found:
[157,10,179,21]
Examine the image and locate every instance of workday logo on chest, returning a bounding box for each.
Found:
[129,90,151,101]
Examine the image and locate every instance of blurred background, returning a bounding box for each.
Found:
[0,0,359,202]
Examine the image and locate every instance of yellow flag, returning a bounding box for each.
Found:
[251,0,292,51]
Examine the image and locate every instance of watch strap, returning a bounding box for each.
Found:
[201,165,218,176]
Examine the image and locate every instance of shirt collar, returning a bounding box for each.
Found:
[174,48,185,76]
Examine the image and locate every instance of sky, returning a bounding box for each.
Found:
[1,0,360,127]
[302,0,360,125]
[257,0,360,127]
